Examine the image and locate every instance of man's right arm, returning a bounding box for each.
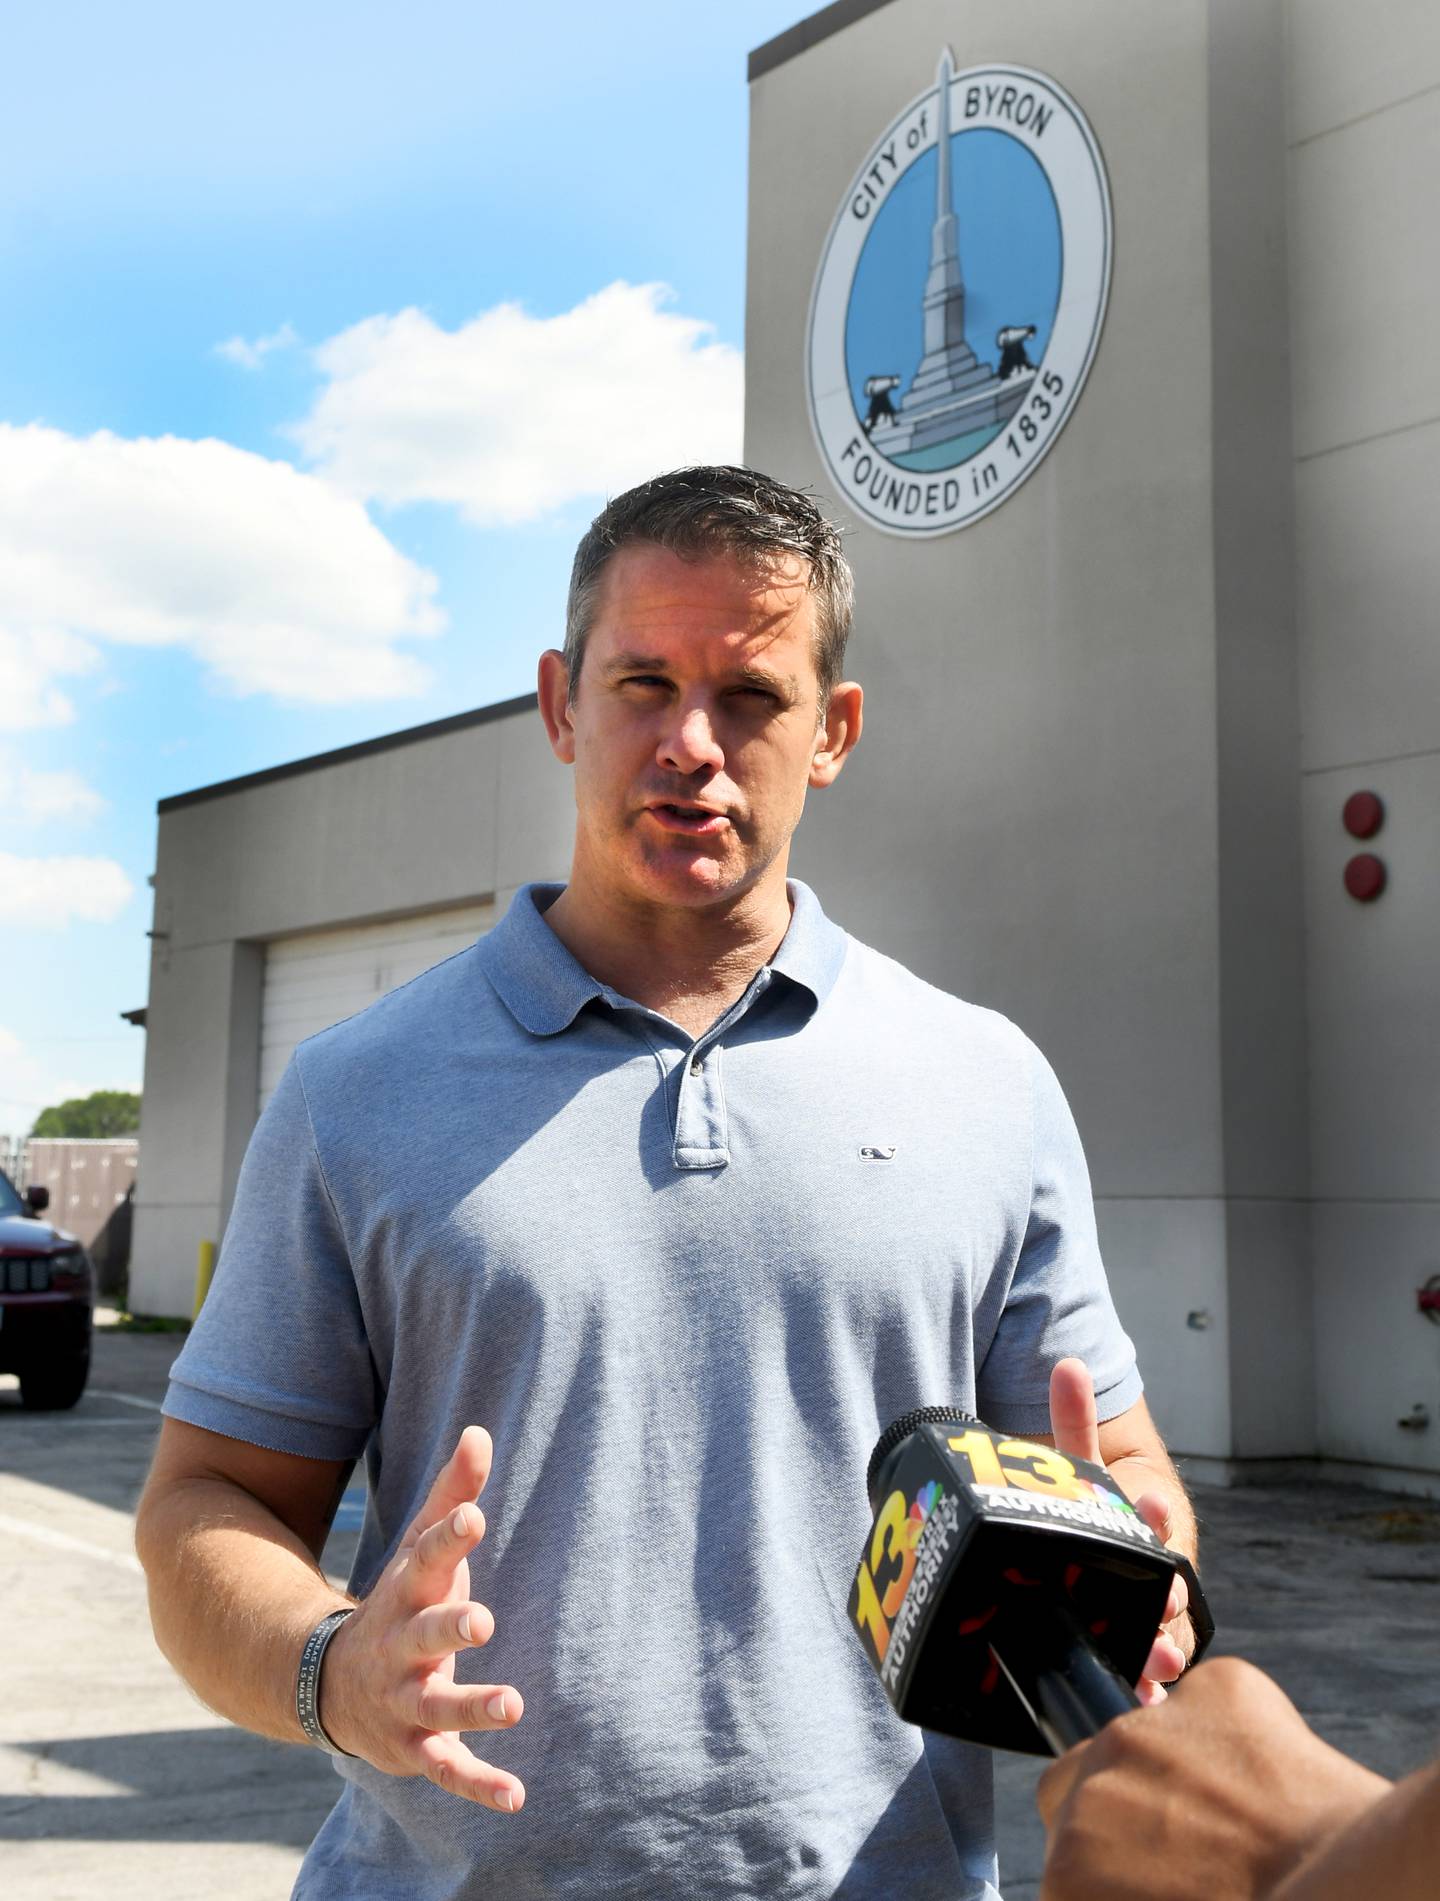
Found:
[135,1418,526,1810]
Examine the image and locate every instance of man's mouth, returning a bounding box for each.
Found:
[645,801,732,837]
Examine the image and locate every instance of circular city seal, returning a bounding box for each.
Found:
[807,54,1112,538]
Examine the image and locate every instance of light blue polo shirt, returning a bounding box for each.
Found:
[166,881,1141,1901]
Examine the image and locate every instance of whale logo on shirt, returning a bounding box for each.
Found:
[859,1145,897,1160]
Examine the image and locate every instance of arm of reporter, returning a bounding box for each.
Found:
[1037,1658,1389,1901]
[1269,1754,1440,1901]
[135,1417,524,1810]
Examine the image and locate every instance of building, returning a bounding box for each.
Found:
[132,0,1440,1496]
[24,1138,138,1295]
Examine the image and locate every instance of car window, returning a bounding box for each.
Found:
[0,1170,26,1218]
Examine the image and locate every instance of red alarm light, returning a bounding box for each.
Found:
[1343,854,1386,902]
[1342,791,1384,839]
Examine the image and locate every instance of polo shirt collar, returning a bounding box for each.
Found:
[475,884,602,1036]
[768,878,849,1007]
[477,879,848,1037]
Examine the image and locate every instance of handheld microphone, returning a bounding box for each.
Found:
[848,1406,1212,1756]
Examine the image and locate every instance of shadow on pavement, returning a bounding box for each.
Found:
[0,1331,179,1524]
[0,1726,340,1847]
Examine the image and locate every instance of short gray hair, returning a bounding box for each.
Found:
[563,466,854,708]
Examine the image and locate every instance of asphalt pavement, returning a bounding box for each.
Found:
[2,1324,1437,1899]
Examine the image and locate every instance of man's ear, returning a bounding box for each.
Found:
[538,650,576,764]
[809,681,863,789]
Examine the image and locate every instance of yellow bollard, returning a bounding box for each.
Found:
[193,1239,217,1319]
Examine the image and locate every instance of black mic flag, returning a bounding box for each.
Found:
[849,1407,1211,1756]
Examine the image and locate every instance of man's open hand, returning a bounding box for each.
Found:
[321,1426,525,1811]
[1047,1357,1188,1701]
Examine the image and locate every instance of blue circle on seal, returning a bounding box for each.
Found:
[844,130,1061,471]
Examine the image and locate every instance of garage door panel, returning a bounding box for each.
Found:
[259,904,493,1112]
[262,964,431,1008]
[265,909,485,960]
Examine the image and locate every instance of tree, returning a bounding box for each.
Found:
[31,1090,141,1139]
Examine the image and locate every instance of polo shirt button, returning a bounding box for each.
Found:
[689,1055,703,1075]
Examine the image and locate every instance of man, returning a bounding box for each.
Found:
[1037,1655,1439,1900]
[138,466,1195,1899]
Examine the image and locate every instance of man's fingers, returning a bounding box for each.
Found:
[402,1426,494,1548]
[1048,1358,1103,1467]
[407,1502,487,1595]
[1143,1631,1187,1685]
[415,1680,525,1734]
[405,1599,495,1662]
[416,1732,525,1813]
[1137,1490,1194,1648]
[1136,1490,1173,1544]
[1162,1567,1190,1628]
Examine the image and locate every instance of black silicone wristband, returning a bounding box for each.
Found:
[296,1607,357,1756]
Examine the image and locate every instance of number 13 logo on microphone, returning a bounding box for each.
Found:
[944,1430,1133,1510]
[852,1478,944,1662]
[850,1428,1137,1665]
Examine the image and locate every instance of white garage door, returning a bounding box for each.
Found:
[259,904,494,1113]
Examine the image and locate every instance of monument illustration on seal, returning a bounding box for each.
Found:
[865,49,1036,458]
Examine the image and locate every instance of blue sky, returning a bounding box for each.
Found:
[0,0,809,1131]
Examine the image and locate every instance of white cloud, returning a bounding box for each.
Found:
[0,423,444,709]
[0,852,134,927]
[0,756,105,822]
[0,627,100,732]
[293,281,744,526]
[215,322,299,371]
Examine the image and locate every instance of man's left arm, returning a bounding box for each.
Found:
[981,1046,1198,1685]
[1047,1357,1196,1559]
[1033,1357,1198,1691]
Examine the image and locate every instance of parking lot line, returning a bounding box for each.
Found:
[0,1509,144,1577]
[2,1414,155,1426]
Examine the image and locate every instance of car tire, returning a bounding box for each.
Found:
[19,1349,91,1411]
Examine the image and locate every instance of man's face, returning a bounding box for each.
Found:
[542,543,852,913]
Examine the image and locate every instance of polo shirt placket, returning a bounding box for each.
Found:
[478,887,841,1176]
[670,1026,729,1169]
[626,970,778,1171]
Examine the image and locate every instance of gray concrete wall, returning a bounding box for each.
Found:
[1208,0,1312,1458]
[1289,0,1440,1478]
[131,702,574,1317]
[746,0,1312,1458]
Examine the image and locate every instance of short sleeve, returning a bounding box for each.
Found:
[974,1042,1142,1435]
[163,1055,378,1461]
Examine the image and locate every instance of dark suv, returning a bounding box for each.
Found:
[0,1167,94,1409]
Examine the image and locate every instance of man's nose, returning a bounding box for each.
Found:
[657,703,724,775]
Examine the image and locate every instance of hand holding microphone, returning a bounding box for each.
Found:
[1046,1357,1194,1703]
[847,1367,1212,1756]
